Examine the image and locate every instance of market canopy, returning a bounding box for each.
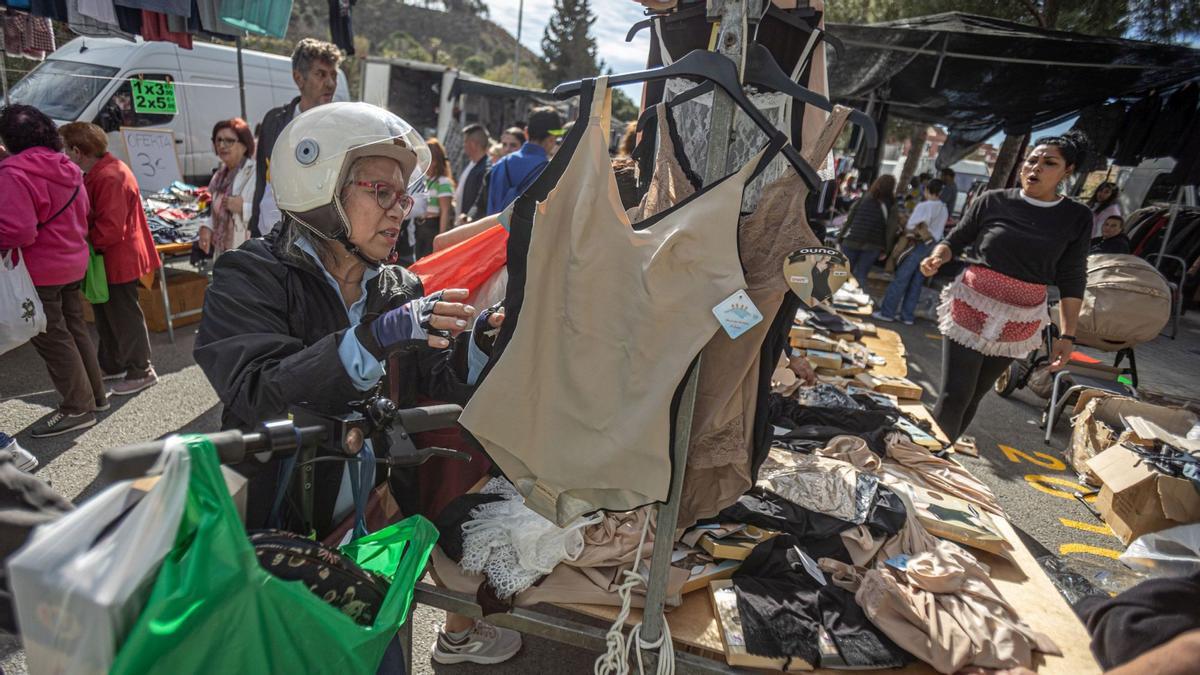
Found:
[825,12,1200,135]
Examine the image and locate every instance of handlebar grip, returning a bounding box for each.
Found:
[395,404,463,434]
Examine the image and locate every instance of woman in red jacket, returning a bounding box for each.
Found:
[60,122,161,396]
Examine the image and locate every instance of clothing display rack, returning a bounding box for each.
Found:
[399,1,762,672]
[1149,184,1197,339]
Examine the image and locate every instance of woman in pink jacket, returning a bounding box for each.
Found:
[0,105,107,438]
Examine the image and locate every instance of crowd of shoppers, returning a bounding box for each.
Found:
[0,105,159,444]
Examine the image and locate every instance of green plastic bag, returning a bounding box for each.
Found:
[111,436,438,675]
[82,245,108,304]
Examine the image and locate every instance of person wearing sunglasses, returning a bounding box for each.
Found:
[194,102,520,664]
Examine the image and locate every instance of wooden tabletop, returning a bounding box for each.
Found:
[155,241,194,257]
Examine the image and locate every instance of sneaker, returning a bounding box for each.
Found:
[901,318,916,326]
[102,370,127,381]
[30,411,96,438]
[431,620,522,665]
[0,433,38,472]
[110,369,158,397]
[871,311,896,323]
[95,395,111,412]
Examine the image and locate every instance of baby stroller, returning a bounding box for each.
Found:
[992,254,1173,442]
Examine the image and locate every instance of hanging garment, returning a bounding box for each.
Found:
[676,107,853,529]
[67,0,135,39]
[2,9,54,59]
[114,0,189,15]
[732,534,911,669]
[327,0,354,54]
[461,76,780,526]
[28,0,68,21]
[1112,94,1162,166]
[194,0,240,37]
[140,9,191,47]
[218,0,292,38]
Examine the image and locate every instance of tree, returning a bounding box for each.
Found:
[539,0,600,88]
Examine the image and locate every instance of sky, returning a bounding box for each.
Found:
[486,0,651,100]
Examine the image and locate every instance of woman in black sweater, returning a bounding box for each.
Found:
[840,174,897,288]
[920,130,1093,443]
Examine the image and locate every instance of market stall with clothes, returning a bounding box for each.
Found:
[395,3,1102,673]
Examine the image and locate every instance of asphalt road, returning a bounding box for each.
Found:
[2,303,1195,673]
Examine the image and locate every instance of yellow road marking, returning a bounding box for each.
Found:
[1000,445,1067,471]
[1059,543,1121,559]
[1024,474,1096,501]
[1059,518,1113,536]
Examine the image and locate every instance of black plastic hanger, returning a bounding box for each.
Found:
[635,81,714,133]
[553,49,821,190]
[744,43,878,149]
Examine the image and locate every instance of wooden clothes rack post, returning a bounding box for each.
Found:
[399,1,761,673]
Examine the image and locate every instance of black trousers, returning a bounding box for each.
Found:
[933,338,1012,442]
[92,279,153,378]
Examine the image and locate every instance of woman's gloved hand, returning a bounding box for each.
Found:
[357,288,476,358]
[472,303,506,357]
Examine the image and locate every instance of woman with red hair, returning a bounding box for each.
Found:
[200,118,257,260]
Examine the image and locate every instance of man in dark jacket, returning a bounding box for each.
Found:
[455,123,491,225]
[249,38,342,236]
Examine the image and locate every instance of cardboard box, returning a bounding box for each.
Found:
[855,372,924,400]
[789,325,815,340]
[1087,443,1200,544]
[899,483,1014,559]
[1070,391,1198,486]
[81,268,209,333]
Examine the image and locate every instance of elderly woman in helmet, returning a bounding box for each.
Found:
[194,103,520,665]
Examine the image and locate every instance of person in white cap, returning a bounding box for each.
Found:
[193,102,520,666]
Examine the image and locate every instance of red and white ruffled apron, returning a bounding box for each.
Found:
[937,265,1049,357]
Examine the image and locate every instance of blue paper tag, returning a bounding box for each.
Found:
[712,290,764,340]
[885,554,911,571]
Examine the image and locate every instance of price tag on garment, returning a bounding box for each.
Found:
[130,78,177,114]
[712,289,763,340]
[792,546,827,586]
[885,554,911,571]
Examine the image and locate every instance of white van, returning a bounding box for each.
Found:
[10,37,350,184]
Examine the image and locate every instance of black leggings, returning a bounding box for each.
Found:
[933,338,1012,442]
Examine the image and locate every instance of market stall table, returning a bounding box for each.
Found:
[154,241,205,343]
[408,327,1098,674]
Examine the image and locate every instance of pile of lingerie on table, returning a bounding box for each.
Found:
[432,380,1061,673]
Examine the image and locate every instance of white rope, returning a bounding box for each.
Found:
[593,512,675,675]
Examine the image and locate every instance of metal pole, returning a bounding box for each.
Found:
[236,36,247,121]
[512,0,524,85]
[1156,185,1197,272]
[640,0,750,652]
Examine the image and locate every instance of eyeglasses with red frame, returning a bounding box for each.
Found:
[352,181,415,215]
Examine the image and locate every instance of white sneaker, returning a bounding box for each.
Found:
[0,433,38,472]
[431,620,522,665]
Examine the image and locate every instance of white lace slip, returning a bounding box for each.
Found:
[459,477,601,599]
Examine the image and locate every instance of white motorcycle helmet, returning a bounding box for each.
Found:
[270,102,430,259]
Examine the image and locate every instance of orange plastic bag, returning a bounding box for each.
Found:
[409,224,508,296]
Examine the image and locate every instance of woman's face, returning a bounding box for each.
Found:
[342,157,410,262]
[500,133,521,155]
[1020,144,1071,196]
[213,128,246,167]
[1096,184,1113,201]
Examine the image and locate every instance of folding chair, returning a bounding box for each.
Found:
[1043,359,1137,444]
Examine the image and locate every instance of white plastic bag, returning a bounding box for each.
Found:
[8,438,191,675]
[0,249,46,355]
[1119,523,1200,578]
